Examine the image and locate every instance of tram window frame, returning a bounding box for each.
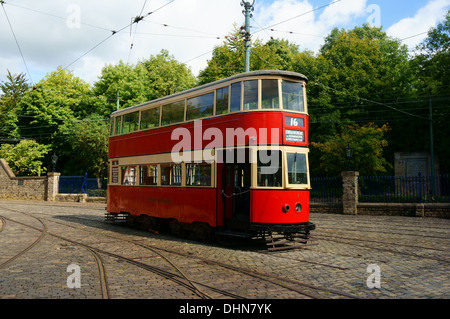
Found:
[230,82,242,112]
[282,81,304,112]
[139,164,158,186]
[285,152,309,187]
[257,150,282,187]
[243,80,258,111]
[140,107,160,130]
[186,93,214,121]
[186,162,211,187]
[161,100,185,126]
[215,86,229,115]
[261,79,280,109]
[121,165,137,186]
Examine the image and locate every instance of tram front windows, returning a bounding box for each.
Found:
[286,152,308,185]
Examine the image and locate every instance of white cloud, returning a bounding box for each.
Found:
[386,0,450,50]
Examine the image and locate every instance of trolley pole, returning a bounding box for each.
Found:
[241,0,254,73]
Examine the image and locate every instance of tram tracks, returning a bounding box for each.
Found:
[0,207,358,299]
[0,207,237,299]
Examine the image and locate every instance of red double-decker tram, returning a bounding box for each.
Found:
[107,70,315,250]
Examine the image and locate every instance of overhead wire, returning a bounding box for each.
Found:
[1,1,34,85]
[64,0,175,70]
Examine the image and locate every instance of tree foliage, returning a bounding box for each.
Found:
[0,139,50,176]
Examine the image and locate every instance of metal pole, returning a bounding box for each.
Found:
[429,88,435,197]
[241,1,254,72]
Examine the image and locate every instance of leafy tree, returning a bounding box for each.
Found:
[198,27,300,84]
[53,115,109,177]
[140,49,197,99]
[92,61,149,116]
[311,123,391,176]
[410,11,450,173]
[0,70,30,139]
[0,139,50,176]
[94,50,197,117]
[16,67,92,143]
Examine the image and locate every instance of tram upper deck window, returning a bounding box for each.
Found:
[162,101,185,126]
[261,79,280,109]
[216,86,229,115]
[187,93,214,121]
[257,150,282,187]
[110,118,115,136]
[122,111,139,134]
[230,82,241,112]
[114,116,122,135]
[140,107,160,130]
[282,81,304,112]
[286,153,308,185]
[243,80,258,110]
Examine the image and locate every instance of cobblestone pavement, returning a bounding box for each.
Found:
[0,199,448,305]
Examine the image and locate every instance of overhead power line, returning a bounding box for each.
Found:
[64,0,175,70]
[1,1,33,85]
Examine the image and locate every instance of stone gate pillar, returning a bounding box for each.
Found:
[341,171,359,215]
[46,172,60,201]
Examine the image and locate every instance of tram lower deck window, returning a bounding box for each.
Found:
[257,150,282,187]
[287,153,308,184]
[186,163,211,186]
[161,163,182,186]
[121,166,137,186]
[140,164,157,185]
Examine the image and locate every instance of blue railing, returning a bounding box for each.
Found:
[310,176,342,203]
[58,174,107,197]
[358,174,450,203]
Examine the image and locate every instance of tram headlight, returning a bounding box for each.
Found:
[295,203,302,213]
[283,204,290,213]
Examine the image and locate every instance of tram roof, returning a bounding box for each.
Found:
[111,70,308,116]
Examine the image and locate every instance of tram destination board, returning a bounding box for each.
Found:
[285,129,304,142]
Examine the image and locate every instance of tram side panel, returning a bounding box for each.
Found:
[107,186,217,227]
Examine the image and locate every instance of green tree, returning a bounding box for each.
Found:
[311,123,391,176]
[92,61,149,116]
[53,115,109,177]
[0,139,50,176]
[0,70,30,139]
[410,11,450,173]
[140,49,197,99]
[198,28,300,84]
[16,67,92,143]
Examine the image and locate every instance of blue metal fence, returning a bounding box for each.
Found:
[358,174,450,203]
[310,176,342,203]
[58,174,107,197]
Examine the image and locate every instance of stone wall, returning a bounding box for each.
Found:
[0,159,59,201]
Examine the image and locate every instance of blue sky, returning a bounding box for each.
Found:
[1,0,449,85]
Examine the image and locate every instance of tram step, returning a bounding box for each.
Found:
[265,234,317,251]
